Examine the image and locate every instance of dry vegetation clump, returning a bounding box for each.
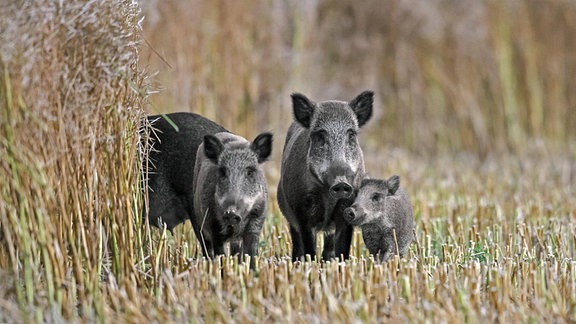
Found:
[0,0,575,323]
[0,0,147,321]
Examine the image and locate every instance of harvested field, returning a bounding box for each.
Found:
[1,0,575,322]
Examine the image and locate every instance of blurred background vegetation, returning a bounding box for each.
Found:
[141,0,576,160]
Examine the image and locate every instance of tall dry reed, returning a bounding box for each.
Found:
[0,0,147,320]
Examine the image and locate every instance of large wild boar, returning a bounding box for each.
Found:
[192,132,272,265]
[277,90,374,261]
[343,175,414,261]
[142,112,227,232]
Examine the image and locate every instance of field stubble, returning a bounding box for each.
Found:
[148,149,576,322]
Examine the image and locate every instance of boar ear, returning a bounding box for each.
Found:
[203,135,224,164]
[251,132,273,163]
[360,172,371,186]
[387,175,400,195]
[349,90,374,127]
[291,93,315,128]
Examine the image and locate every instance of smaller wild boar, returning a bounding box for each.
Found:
[343,175,414,261]
[192,131,273,266]
[142,112,227,232]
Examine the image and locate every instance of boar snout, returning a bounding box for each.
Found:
[223,209,242,225]
[343,206,356,223]
[330,182,353,199]
[328,171,354,199]
[344,205,365,225]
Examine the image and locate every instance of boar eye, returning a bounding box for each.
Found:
[347,130,357,143]
[219,167,227,178]
[371,193,382,202]
[311,130,327,147]
[246,167,256,178]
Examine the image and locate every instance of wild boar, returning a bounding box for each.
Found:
[192,132,273,265]
[142,112,227,232]
[277,90,374,261]
[343,175,414,261]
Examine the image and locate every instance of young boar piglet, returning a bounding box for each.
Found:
[192,132,273,266]
[343,175,414,262]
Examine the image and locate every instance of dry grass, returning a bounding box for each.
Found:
[141,0,576,157]
[0,0,147,321]
[0,0,575,323]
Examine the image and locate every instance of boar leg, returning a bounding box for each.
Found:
[300,227,317,261]
[242,233,259,258]
[289,226,303,262]
[230,239,242,257]
[334,224,353,260]
[322,232,335,261]
[213,241,225,256]
[242,233,260,269]
[289,225,317,261]
[380,250,393,262]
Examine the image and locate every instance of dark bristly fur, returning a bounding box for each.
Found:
[192,132,272,267]
[143,112,228,232]
[344,175,414,262]
[277,90,374,261]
